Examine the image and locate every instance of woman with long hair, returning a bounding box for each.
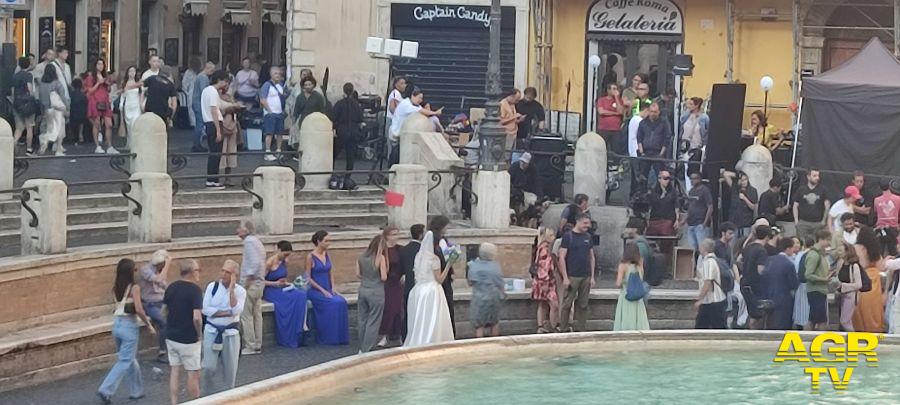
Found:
[217,76,243,186]
[741,110,780,151]
[613,243,650,331]
[305,230,349,345]
[84,58,117,154]
[532,227,559,333]
[378,227,404,345]
[852,227,884,332]
[97,259,156,404]
[263,241,308,348]
[119,65,143,148]
[357,234,388,353]
[429,215,457,334]
[835,242,863,331]
[36,65,69,155]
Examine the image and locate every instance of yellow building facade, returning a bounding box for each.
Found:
[542,0,796,131]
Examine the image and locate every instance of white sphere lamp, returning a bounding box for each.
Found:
[588,55,602,68]
[760,76,774,92]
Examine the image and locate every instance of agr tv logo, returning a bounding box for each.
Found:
[773,332,882,393]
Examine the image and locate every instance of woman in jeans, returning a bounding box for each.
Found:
[97,259,156,404]
[84,58,117,154]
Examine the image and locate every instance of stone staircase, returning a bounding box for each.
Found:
[0,187,387,256]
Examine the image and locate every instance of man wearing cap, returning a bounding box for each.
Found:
[828,185,863,233]
[509,152,533,195]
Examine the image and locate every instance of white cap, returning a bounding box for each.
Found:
[519,152,532,164]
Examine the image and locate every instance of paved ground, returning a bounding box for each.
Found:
[0,336,361,405]
[11,127,381,195]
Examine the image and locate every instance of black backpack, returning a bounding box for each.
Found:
[714,257,735,294]
[13,82,40,118]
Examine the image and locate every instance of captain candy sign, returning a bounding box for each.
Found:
[588,0,683,35]
[392,4,515,30]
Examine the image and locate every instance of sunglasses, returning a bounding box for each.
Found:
[660,177,671,181]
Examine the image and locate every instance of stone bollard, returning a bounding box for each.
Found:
[471,170,511,229]
[127,173,173,243]
[20,179,67,255]
[131,113,168,174]
[574,132,608,206]
[738,145,773,195]
[251,166,296,235]
[0,119,12,200]
[399,114,435,164]
[299,112,334,190]
[387,164,428,229]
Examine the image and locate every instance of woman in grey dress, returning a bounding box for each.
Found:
[467,243,506,338]
[357,234,388,353]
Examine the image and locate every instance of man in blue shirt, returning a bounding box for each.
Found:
[763,237,800,330]
[558,215,596,332]
[636,102,673,186]
[191,62,215,152]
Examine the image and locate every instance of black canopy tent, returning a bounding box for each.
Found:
[797,37,900,199]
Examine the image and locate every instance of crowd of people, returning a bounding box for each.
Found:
[95,215,511,404]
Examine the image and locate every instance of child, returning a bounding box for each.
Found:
[69,78,88,144]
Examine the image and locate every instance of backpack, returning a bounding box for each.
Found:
[798,253,810,283]
[625,270,649,301]
[714,257,735,294]
[12,77,40,118]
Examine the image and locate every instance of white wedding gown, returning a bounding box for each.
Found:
[404,231,455,347]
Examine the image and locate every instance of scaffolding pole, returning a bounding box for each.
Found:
[725,0,734,83]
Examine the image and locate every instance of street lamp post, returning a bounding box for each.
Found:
[760,76,774,118]
[478,0,506,171]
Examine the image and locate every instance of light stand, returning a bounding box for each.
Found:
[477,0,507,171]
[588,55,602,133]
[760,76,774,118]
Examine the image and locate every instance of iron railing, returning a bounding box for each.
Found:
[13,153,135,179]
[0,187,39,228]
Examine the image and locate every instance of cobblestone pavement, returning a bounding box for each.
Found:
[0,336,361,405]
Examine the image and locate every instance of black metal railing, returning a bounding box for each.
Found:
[293,170,395,192]
[170,173,264,209]
[429,168,479,206]
[0,187,39,228]
[13,153,135,179]
[167,151,301,174]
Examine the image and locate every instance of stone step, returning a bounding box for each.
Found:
[0,213,389,250]
[0,187,384,216]
[0,199,387,231]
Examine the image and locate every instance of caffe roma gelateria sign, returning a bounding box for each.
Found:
[588,0,683,35]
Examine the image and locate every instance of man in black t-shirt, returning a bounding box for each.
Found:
[741,225,772,329]
[792,170,831,239]
[715,222,736,267]
[758,179,788,225]
[515,87,545,143]
[647,170,679,254]
[163,260,204,404]
[558,215,596,332]
[144,67,178,123]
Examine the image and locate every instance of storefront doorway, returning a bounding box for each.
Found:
[583,0,683,132]
[13,10,29,57]
[55,0,76,71]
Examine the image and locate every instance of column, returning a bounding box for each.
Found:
[76,0,102,74]
[20,179,67,255]
[387,164,427,230]
[0,119,12,199]
[127,173,172,243]
[471,171,510,229]
[115,0,141,70]
[251,166,295,235]
[131,113,168,173]
[30,0,55,57]
[299,112,333,190]
[573,132,608,206]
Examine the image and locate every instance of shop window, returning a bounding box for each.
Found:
[101,13,115,72]
[13,15,28,56]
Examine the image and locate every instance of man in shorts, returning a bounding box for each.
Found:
[803,229,832,331]
[163,260,204,404]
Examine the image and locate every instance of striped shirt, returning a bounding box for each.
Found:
[697,254,726,304]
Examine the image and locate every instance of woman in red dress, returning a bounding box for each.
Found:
[532,227,559,332]
[84,58,117,154]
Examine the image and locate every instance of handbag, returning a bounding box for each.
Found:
[96,101,108,111]
[113,284,133,316]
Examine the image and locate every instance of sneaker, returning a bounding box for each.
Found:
[96,392,112,405]
[94,145,105,154]
[240,348,260,356]
[38,142,48,155]
[264,153,276,161]
[25,148,34,156]
[376,336,388,347]
[54,148,65,157]
[205,182,225,190]
[107,146,120,155]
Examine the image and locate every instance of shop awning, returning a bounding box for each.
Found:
[182,0,209,16]
[222,9,252,26]
[263,10,283,26]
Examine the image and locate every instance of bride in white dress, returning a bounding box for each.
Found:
[404,231,455,347]
[119,66,143,149]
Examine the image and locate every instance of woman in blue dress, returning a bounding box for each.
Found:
[263,240,308,348]
[305,230,349,345]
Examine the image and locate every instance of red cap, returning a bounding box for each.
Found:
[844,185,862,201]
